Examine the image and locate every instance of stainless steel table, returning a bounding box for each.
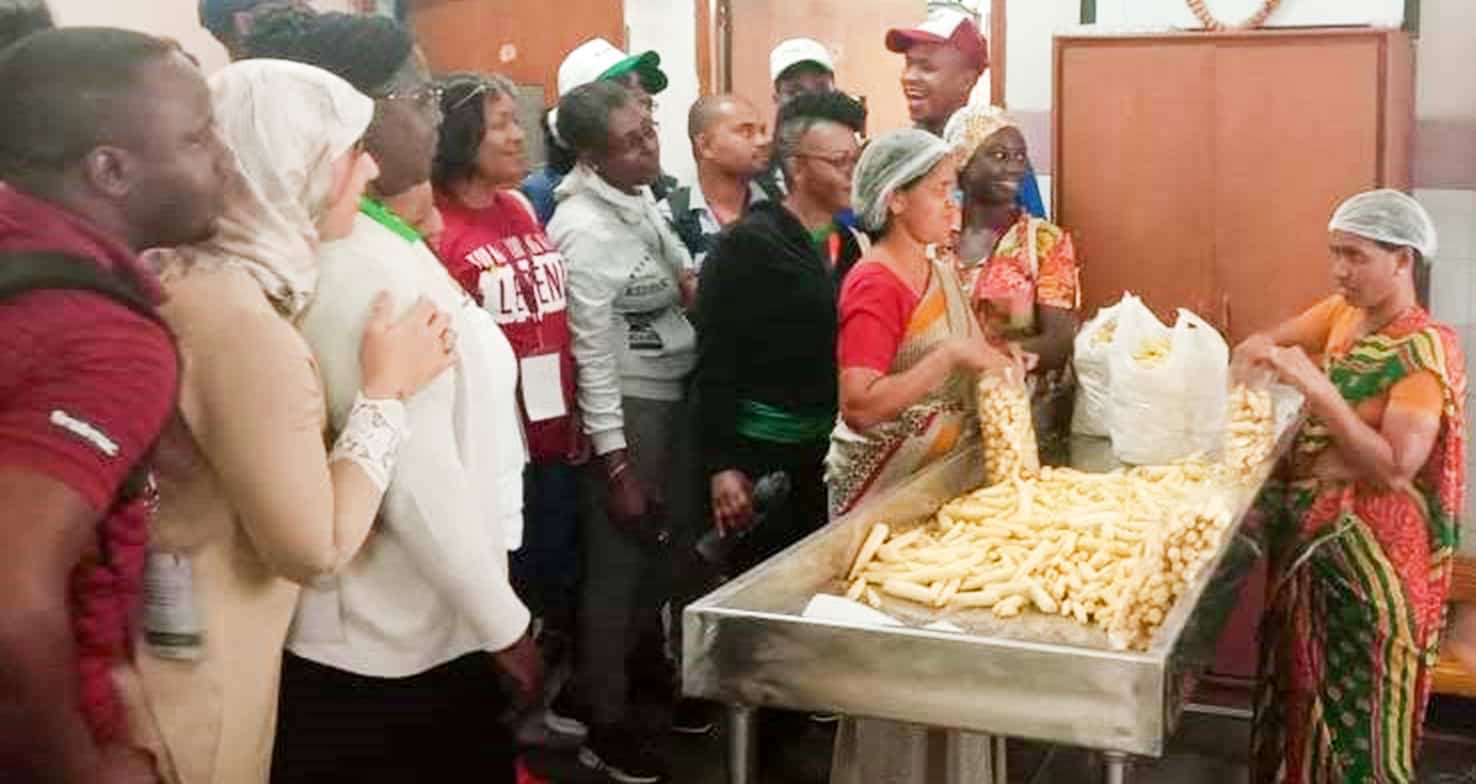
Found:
[683,388,1303,784]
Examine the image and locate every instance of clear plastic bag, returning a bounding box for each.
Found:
[1223,369,1276,482]
[1071,293,1145,436]
[977,364,1040,486]
[1107,306,1229,465]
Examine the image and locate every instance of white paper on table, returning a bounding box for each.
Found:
[802,594,904,628]
[519,352,567,423]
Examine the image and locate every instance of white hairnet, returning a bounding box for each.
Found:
[851,128,952,232]
[1328,189,1439,260]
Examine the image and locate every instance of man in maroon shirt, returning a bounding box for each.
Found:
[0,28,228,783]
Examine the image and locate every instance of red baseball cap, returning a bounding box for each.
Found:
[885,11,988,71]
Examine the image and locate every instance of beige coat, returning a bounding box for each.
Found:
[113,264,383,783]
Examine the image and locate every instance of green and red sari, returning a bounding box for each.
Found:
[1252,303,1467,783]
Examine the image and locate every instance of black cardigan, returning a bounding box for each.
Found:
[695,201,841,475]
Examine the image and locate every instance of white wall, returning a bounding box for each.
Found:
[1002,0,1076,112]
[1413,1,1476,549]
[47,0,354,74]
[1415,0,1476,119]
[626,0,700,187]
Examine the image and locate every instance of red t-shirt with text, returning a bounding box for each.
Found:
[436,191,577,462]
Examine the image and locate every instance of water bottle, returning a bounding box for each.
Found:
[695,470,792,568]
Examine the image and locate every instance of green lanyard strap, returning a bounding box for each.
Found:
[359,197,422,242]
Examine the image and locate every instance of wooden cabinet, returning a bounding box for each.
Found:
[1053,28,1414,344]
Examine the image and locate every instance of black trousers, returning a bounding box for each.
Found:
[271,651,515,784]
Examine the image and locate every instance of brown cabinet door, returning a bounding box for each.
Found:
[1211,36,1383,343]
[1056,40,1217,327]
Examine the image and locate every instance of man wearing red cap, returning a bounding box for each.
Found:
[885,8,1048,218]
[885,9,988,137]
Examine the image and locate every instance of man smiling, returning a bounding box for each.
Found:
[886,9,1048,218]
[886,9,986,137]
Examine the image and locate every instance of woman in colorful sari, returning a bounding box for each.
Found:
[939,103,1079,463]
[1234,189,1465,783]
[826,129,1016,783]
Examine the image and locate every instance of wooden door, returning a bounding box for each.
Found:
[408,0,625,105]
[1055,39,1218,326]
[1211,35,1384,344]
[727,0,922,135]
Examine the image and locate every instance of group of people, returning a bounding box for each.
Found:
[0,1,1472,783]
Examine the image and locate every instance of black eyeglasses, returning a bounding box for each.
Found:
[794,150,860,172]
[381,82,445,117]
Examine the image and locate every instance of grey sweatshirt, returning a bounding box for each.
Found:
[548,164,697,455]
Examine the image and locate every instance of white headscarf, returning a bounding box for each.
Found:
[193,59,374,318]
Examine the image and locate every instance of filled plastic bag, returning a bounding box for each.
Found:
[977,365,1040,486]
[1107,306,1228,465]
[1071,293,1146,436]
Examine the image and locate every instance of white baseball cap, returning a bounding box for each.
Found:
[557,38,667,98]
[769,38,835,83]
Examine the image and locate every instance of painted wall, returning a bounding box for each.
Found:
[47,0,355,73]
[626,0,701,187]
[1413,1,1476,549]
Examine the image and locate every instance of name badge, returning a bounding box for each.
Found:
[520,352,567,423]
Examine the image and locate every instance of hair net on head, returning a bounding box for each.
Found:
[1328,189,1439,260]
[942,102,1017,167]
[852,128,952,232]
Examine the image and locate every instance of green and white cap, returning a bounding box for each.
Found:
[557,37,667,99]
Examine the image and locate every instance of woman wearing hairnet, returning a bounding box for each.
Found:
[826,129,1015,784]
[1233,189,1466,783]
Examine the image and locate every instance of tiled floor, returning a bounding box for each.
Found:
[525,694,1476,783]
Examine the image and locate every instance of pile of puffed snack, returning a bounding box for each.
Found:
[842,373,1276,651]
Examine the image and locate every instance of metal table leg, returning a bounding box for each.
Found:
[1103,751,1131,784]
[727,704,757,784]
[940,730,972,784]
[938,730,1005,784]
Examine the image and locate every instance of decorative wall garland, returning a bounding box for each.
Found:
[1185,0,1284,30]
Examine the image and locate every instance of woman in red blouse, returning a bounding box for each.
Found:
[827,128,1018,784]
[826,128,1016,519]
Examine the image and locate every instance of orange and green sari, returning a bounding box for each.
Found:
[1252,300,1467,784]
